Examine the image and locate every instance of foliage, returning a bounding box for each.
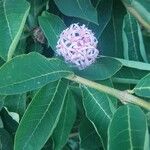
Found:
[0,0,150,149]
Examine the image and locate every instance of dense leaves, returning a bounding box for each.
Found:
[108,105,149,150]
[81,85,115,149]
[54,0,98,24]
[0,52,73,95]
[122,13,147,62]
[0,128,13,150]
[0,0,30,61]
[134,73,150,98]
[52,91,76,150]
[74,57,122,80]
[15,79,69,150]
[0,0,150,149]
[79,117,102,150]
[39,11,66,50]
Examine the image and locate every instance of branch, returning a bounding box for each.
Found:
[67,75,150,111]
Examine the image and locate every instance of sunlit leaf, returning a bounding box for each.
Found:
[0,0,30,60]
[54,0,98,24]
[108,104,149,150]
[0,52,73,95]
[81,85,115,149]
[52,91,76,150]
[15,79,69,150]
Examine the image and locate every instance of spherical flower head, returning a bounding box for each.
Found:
[56,23,99,69]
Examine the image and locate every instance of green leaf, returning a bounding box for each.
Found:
[143,35,150,63]
[29,43,43,53]
[4,94,26,116]
[122,13,148,62]
[116,57,150,71]
[27,0,46,28]
[0,52,73,95]
[81,86,115,149]
[0,0,30,61]
[108,104,149,150]
[113,67,149,84]
[39,12,66,50]
[74,57,122,80]
[54,0,98,24]
[122,0,150,31]
[0,128,13,150]
[134,73,150,98]
[52,91,76,150]
[0,95,5,111]
[99,0,126,58]
[42,138,53,150]
[98,79,117,109]
[14,79,69,150]
[84,0,113,38]
[79,117,102,150]
[1,108,19,136]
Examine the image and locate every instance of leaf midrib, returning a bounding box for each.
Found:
[22,79,67,149]
[127,106,133,150]
[128,14,139,60]
[55,95,69,149]
[0,70,72,90]
[84,86,111,120]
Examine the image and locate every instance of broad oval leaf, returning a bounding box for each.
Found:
[122,13,148,62]
[0,52,73,95]
[54,0,98,24]
[74,57,122,80]
[81,85,115,149]
[0,0,30,60]
[79,117,102,150]
[39,12,66,50]
[108,104,149,150]
[52,91,76,150]
[134,73,150,98]
[14,79,69,150]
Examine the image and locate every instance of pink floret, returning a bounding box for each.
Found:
[56,23,99,69]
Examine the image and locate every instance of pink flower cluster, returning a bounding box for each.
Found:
[56,23,99,69]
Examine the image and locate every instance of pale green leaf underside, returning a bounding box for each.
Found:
[108,104,149,150]
[0,0,30,60]
[14,79,69,150]
[0,52,73,95]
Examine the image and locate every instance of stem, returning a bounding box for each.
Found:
[66,75,150,111]
[122,0,150,31]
